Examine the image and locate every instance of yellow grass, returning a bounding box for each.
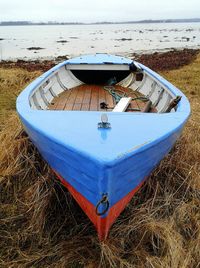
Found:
[0,56,200,267]
[0,68,41,128]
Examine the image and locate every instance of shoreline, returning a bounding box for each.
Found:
[1,18,200,26]
[0,48,199,72]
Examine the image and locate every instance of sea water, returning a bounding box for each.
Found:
[0,22,200,60]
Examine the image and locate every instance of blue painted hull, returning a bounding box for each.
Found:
[16,54,190,234]
[20,111,185,210]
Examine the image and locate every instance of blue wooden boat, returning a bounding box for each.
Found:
[16,54,190,239]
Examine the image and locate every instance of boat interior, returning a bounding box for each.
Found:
[29,63,179,113]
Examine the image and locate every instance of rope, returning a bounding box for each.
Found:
[104,86,126,103]
[103,86,149,104]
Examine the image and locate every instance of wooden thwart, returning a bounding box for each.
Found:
[113,97,132,112]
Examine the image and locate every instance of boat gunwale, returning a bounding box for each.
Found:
[138,63,190,114]
[16,59,190,116]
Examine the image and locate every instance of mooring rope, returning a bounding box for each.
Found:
[103,86,149,104]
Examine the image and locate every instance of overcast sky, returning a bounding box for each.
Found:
[0,0,200,22]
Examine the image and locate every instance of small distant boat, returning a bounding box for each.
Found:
[16,54,190,240]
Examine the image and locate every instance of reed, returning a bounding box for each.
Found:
[0,52,199,267]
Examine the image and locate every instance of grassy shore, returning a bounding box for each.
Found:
[0,50,200,267]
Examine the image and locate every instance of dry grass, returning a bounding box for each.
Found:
[0,68,41,128]
[0,54,200,268]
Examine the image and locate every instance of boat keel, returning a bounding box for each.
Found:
[53,170,144,240]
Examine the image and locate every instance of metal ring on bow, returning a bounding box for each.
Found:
[95,194,109,216]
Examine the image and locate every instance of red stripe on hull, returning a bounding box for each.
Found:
[54,170,145,240]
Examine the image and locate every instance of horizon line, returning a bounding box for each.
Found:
[0,18,200,25]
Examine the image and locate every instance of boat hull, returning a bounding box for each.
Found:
[55,170,145,240]
[16,54,190,239]
[20,115,184,239]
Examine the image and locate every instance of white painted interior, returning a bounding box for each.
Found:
[65,64,130,70]
[29,63,176,113]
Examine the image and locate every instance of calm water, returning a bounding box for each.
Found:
[0,23,200,60]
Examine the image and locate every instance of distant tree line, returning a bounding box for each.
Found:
[0,18,200,26]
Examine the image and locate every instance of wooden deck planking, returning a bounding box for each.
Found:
[90,86,99,111]
[48,84,155,112]
[64,88,79,110]
[98,86,106,111]
[81,87,91,111]
[56,90,71,110]
[128,100,140,112]
[48,90,70,110]
[121,86,146,112]
[73,87,85,110]
[105,90,115,109]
